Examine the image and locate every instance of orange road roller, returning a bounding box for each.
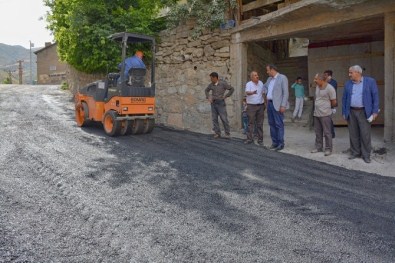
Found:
[74,32,156,136]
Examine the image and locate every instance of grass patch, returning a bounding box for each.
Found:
[60,82,69,90]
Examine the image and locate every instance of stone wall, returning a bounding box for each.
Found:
[156,23,235,134]
[66,65,106,94]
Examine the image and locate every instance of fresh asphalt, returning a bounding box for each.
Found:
[0,85,394,262]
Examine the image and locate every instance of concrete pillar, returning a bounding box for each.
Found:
[230,33,248,130]
[384,12,395,142]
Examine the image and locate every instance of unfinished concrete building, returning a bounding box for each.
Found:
[231,0,395,142]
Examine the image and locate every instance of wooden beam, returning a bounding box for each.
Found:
[235,0,395,43]
[236,0,242,24]
[242,0,282,13]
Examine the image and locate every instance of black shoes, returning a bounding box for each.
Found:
[244,140,253,144]
[269,145,278,150]
[275,145,284,151]
[348,154,371,163]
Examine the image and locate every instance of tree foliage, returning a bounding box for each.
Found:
[44,0,176,73]
[166,0,237,38]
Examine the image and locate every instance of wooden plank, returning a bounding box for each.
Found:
[236,0,242,23]
[279,0,301,9]
[242,0,282,13]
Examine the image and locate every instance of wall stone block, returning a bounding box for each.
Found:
[219,46,230,53]
[187,40,202,48]
[182,95,197,106]
[214,52,230,58]
[163,98,183,113]
[196,103,211,113]
[206,36,222,44]
[178,38,189,45]
[167,86,177,94]
[203,45,215,57]
[192,48,204,58]
[167,113,184,128]
[211,40,230,50]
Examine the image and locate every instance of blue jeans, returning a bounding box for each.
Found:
[267,101,285,147]
[242,113,248,133]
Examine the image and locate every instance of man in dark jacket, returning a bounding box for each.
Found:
[342,65,379,163]
[205,72,234,139]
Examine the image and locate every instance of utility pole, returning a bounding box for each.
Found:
[8,70,13,84]
[29,41,34,84]
[17,60,23,84]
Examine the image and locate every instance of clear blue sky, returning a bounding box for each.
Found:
[0,0,52,48]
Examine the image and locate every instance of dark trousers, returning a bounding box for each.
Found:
[246,104,265,142]
[348,109,371,159]
[314,116,333,151]
[211,99,230,135]
[267,101,285,147]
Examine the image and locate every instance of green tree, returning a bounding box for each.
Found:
[166,0,237,38]
[44,0,176,73]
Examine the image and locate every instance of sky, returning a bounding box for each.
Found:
[0,0,53,49]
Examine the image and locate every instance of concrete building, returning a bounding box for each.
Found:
[154,0,394,142]
[34,42,67,85]
[230,0,395,142]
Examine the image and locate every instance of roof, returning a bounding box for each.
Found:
[33,42,57,55]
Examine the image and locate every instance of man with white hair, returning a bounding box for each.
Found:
[244,71,265,146]
[342,65,379,163]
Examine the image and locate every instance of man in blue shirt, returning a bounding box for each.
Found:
[119,50,146,79]
[342,65,379,163]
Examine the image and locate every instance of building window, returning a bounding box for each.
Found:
[50,65,57,71]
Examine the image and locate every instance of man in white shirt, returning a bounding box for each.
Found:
[244,71,265,146]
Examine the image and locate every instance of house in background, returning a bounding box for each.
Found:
[34,42,67,84]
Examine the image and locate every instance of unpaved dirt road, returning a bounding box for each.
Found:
[1,84,394,262]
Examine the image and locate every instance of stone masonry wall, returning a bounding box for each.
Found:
[156,23,235,134]
[66,65,106,95]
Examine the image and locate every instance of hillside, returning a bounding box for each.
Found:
[0,43,39,84]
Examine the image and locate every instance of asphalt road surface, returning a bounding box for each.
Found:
[1,84,394,262]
